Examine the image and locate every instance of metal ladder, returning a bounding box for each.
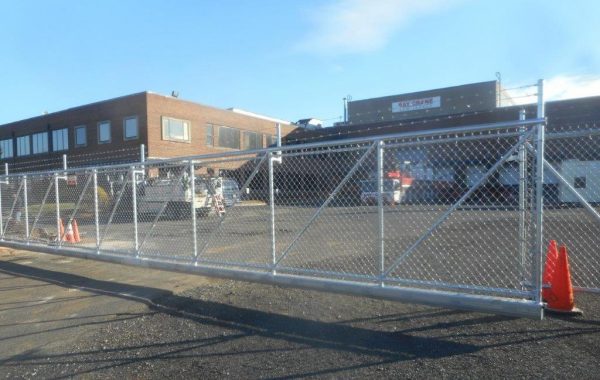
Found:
[212,193,225,216]
[206,177,225,216]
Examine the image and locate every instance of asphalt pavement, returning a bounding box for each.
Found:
[1,247,599,379]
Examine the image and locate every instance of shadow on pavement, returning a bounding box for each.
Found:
[1,259,598,379]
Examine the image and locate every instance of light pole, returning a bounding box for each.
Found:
[343,95,352,124]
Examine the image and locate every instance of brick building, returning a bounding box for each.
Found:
[0,92,296,172]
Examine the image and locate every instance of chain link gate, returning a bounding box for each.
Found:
[0,117,554,319]
[541,128,600,293]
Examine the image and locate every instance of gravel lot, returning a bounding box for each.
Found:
[1,248,599,379]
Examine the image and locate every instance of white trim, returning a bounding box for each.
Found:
[227,108,292,125]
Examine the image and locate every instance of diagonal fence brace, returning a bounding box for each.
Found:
[382,128,536,278]
[274,141,378,268]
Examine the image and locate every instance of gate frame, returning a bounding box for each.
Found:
[0,117,548,319]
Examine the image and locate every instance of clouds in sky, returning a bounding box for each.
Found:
[297,0,454,55]
[545,75,600,101]
[506,75,600,105]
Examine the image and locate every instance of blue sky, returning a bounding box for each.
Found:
[1,0,599,126]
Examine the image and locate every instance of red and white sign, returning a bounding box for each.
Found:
[392,96,441,113]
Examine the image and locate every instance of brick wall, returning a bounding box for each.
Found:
[0,93,148,168]
[145,93,295,159]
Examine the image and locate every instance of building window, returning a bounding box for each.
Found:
[32,132,49,154]
[75,126,87,147]
[574,176,587,189]
[17,136,30,157]
[0,139,13,159]
[206,124,214,146]
[162,117,190,142]
[243,131,263,150]
[52,128,69,151]
[123,116,138,140]
[267,135,278,147]
[217,126,240,149]
[98,121,111,144]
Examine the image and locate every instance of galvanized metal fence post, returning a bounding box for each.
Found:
[140,144,145,164]
[190,161,198,260]
[131,167,139,256]
[93,169,100,252]
[377,140,385,285]
[269,152,276,274]
[55,172,61,246]
[518,109,527,288]
[534,79,545,303]
[23,176,29,243]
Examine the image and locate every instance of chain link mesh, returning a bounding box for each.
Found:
[543,128,600,291]
[1,122,580,302]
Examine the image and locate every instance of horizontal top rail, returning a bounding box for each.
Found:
[0,118,545,178]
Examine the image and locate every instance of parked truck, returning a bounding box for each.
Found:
[558,159,600,203]
[360,171,413,205]
[138,175,240,218]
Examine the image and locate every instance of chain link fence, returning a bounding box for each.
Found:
[4,116,597,318]
[543,127,600,292]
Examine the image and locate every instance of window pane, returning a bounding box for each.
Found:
[218,126,240,149]
[162,117,190,142]
[99,122,111,143]
[243,131,262,150]
[17,136,30,156]
[32,132,48,154]
[171,120,184,139]
[124,117,138,139]
[267,135,278,146]
[75,126,87,146]
[52,128,68,151]
[206,124,213,146]
[0,139,13,159]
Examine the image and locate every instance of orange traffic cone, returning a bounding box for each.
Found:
[545,245,582,315]
[542,240,559,302]
[64,221,76,243]
[72,218,81,243]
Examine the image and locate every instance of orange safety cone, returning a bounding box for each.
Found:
[542,240,559,302]
[64,221,76,243]
[72,218,81,243]
[545,245,583,315]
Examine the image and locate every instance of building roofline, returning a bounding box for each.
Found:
[348,80,497,104]
[0,91,149,127]
[147,92,293,126]
[227,108,292,125]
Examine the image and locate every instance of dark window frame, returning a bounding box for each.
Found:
[52,128,69,152]
[98,121,112,144]
[17,135,31,157]
[123,116,139,141]
[243,130,263,150]
[206,124,214,146]
[0,138,13,159]
[217,126,240,149]
[32,131,49,154]
[74,125,87,147]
